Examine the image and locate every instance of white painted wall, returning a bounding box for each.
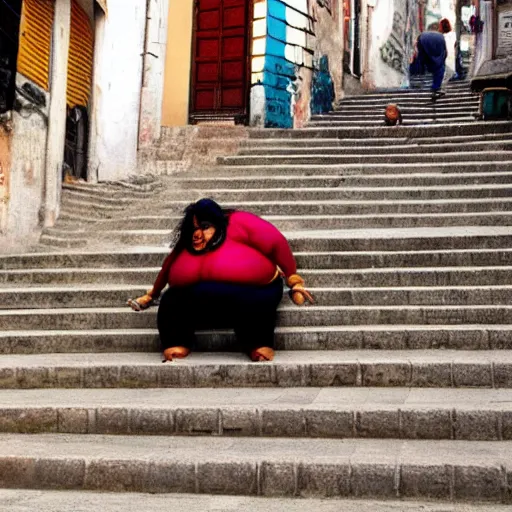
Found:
[43,0,71,227]
[88,0,147,182]
[138,0,169,147]
[367,0,403,88]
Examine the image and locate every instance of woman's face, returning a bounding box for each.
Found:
[192,215,216,251]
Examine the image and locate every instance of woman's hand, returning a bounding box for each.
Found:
[286,274,314,306]
[127,288,155,311]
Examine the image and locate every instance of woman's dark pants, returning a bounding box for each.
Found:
[157,279,284,354]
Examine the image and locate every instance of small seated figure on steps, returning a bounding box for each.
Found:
[384,104,403,126]
[127,198,313,362]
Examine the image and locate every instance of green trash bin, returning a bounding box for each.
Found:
[480,88,511,120]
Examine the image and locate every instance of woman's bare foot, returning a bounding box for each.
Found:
[250,347,275,362]
[163,346,191,361]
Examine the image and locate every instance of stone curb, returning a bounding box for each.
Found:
[0,402,511,441]
[0,351,512,388]
[0,435,509,501]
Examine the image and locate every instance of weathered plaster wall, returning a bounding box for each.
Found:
[473,0,494,75]
[88,0,147,182]
[6,75,49,240]
[368,0,420,89]
[139,0,169,147]
[256,0,341,129]
[0,125,11,235]
[161,0,194,127]
[311,2,343,102]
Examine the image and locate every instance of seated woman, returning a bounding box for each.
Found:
[127,198,313,362]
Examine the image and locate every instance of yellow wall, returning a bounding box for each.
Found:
[162,0,194,126]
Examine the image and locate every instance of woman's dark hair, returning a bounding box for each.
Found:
[171,198,234,254]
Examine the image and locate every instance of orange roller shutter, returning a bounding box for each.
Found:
[67,0,94,107]
[17,0,54,91]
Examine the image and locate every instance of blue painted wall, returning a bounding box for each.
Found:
[263,0,295,128]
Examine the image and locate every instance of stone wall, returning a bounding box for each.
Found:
[138,126,250,176]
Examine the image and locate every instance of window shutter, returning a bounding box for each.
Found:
[17,0,55,91]
[66,0,94,107]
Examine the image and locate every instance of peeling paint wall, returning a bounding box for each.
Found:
[367,0,420,88]
[6,74,49,240]
[0,125,11,235]
[251,0,342,129]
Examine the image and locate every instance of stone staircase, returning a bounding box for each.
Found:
[310,80,480,127]
[1,83,512,509]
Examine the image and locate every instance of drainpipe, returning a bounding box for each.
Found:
[137,0,152,149]
[43,0,71,227]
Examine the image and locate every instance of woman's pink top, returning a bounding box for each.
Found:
[150,211,297,296]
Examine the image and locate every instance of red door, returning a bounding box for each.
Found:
[190,0,249,123]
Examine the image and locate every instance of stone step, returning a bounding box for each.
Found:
[4,303,512,330]
[334,104,479,113]
[161,184,512,202]
[91,212,512,232]
[238,140,512,156]
[219,151,512,166]
[7,265,512,287]
[5,284,512,309]
[339,93,478,105]
[247,121,512,140]
[239,132,512,148]
[327,109,479,119]
[32,226,512,253]
[63,182,158,198]
[5,247,512,271]
[173,172,512,189]
[1,387,512,440]
[62,189,133,206]
[161,197,512,215]
[209,161,512,176]
[3,324,512,354]
[308,117,477,127]
[0,350,511,388]
[60,197,125,214]
[1,492,510,512]
[0,434,510,500]
[6,263,512,286]
[38,234,87,250]
[286,227,512,252]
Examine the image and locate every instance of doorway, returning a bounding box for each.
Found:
[190,0,251,124]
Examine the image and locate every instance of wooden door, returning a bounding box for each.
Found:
[190,0,249,123]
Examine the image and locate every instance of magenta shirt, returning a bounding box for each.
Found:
[151,211,297,295]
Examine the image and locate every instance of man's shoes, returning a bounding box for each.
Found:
[431,90,446,101]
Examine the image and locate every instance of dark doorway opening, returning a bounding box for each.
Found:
[64,106,89,181]
[0,0,22,114]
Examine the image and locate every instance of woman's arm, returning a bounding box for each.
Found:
[149,252,176,298]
